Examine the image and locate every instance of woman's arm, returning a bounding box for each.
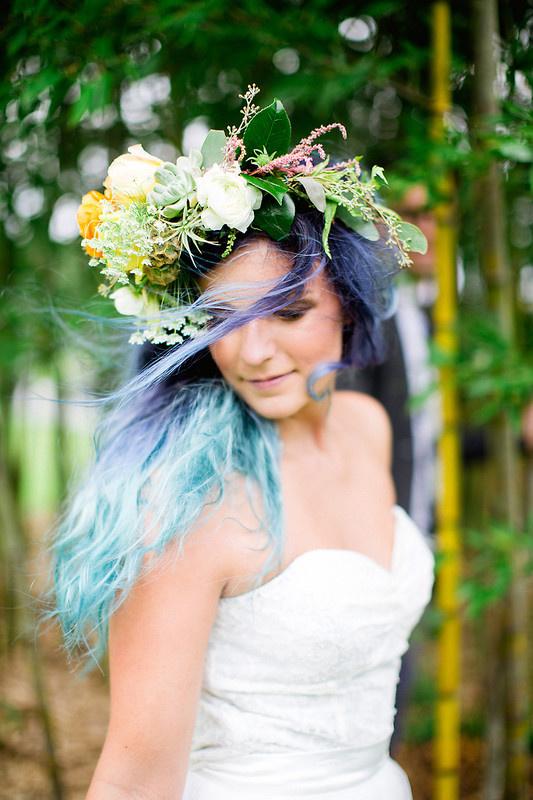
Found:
[85,505,237,800]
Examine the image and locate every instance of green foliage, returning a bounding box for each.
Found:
[404,673,436,744]
[335,205,380,240]
[403,672,486,744]
[294,177,326,212]
[396,221,428,254]
[243,175,288,205]
[0,0,531,407]
[321,199,337,257]
[459,522,533,618]
[243,99,292,164]
[455,315,533,429]
[200,130,227,168]
[407,313,533,431]
[252,193,295,240]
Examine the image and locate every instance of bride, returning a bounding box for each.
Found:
[45,88,434,799]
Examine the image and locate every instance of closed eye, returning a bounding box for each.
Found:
[275,306,310,321]
[206,303,312,326]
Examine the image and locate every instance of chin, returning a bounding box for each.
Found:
[238,390,308,421]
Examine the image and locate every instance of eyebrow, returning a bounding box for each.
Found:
[283,297,316,308]
[209,295,317,317]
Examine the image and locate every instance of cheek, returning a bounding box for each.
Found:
[291,312,344,363]
[208,339,236,377]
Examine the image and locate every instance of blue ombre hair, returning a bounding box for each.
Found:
[40,204,398,674]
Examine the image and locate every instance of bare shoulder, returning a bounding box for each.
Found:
[175,474,268,574]
[139,473,266,588]
[102,479,264,792]
[333,390,393,470]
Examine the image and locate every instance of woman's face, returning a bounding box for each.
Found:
[199,237,345,420]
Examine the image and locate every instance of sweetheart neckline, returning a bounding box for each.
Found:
[219,504,409,602]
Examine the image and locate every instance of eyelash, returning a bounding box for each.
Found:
[205,307,308,327]
[275,308,307,321]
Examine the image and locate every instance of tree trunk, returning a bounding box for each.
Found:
[472,1,529,798]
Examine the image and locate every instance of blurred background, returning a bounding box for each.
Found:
[1,1,532,798]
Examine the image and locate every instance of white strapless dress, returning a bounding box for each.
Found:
[182,504,434,799]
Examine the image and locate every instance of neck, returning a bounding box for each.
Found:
[276,376,336,458]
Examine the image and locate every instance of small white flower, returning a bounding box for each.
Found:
[110,286,145,316]
[128,331,146,345]
[196,163,262,233]
[110,287,161,319]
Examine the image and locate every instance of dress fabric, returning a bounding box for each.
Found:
[182,504,435,799]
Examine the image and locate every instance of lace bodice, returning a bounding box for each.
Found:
[184,504,434,798]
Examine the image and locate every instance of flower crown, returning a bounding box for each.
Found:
[77,84,427,346]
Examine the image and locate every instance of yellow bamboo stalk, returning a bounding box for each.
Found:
[430,5,462,800]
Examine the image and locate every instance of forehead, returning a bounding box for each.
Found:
[198,237,327,301]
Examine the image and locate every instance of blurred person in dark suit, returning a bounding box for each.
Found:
[337,184,442,538]
[336,183,444,751]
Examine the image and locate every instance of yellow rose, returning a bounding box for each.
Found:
[103,144,163,204]
[77,190,105,257]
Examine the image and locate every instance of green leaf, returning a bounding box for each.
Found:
[243,99,291,164]
[371,165,388,184]
[336,205,380,240]
[253,194,295,240]
[161,200,187,219]
[497,140,533,162]
[243,174,288,205]
[295,177,326,212]
[397,221,428,254]
[201,130,227,168]
[322,200,337,257]
[354,220,380,241]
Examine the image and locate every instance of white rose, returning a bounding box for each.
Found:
[110,287,160,318]
[104,145,163,204]
[196,164,262,233]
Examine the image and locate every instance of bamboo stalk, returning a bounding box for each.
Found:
[0,377,24,654]
[471,1,529,797]
[0,381,65,798]
[430,4,462,800]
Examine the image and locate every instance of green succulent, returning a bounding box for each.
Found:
[149,158,199,219]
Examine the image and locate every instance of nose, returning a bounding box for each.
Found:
[238,318,277,366]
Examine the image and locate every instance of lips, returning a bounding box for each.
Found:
[246,371,295,389]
